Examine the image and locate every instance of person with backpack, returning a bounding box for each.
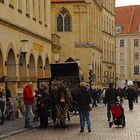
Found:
[105,83,118,121]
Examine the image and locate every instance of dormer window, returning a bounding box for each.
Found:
[115,26,121,34]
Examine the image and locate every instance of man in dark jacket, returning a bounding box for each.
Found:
[126,82,135,111]
[105,83,117,121]
[77,82,92,133]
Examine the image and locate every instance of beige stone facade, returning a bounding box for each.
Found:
[0,0,52,105]
[51,0,116,87]
[116,6,140,87]
[101,0,116,87]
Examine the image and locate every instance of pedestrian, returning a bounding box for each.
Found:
[105,83,118,122]
[23,82,35,128]
[36,82,50,129]
[77,82,92,133]
[126,81,135,111]
[0,87,6,125]
[117,87,124,105]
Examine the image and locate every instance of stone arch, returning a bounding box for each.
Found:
[28,54,36,81]
[44,57,50,77]
[37,56,43,78]
[7,48,16,80]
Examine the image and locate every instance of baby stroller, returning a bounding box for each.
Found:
[109,102,125,127]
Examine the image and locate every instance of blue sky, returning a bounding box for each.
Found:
[116,0,140,7]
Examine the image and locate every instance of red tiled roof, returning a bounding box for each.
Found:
[51,0,85,3]
[116,5,140,34]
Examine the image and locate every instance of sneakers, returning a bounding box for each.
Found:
[79,129,91,133]
[24,125,33,129]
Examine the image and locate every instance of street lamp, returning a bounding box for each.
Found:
[17,39,28,58]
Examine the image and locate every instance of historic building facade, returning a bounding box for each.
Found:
[101,0,116,87]
[0,0,52,102]
[116,5,140,87]
[51,0,116,87]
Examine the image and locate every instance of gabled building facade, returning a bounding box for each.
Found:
[116,5,140,87]
[51,0,116,87]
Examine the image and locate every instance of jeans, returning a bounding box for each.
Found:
[25,105,32,127]
[79,111,91,130]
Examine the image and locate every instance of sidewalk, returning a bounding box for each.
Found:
[0,104,105,139]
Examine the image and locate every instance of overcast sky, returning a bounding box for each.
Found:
[115,0,140,7]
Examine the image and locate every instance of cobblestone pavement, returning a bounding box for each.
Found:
[3,100,140,140]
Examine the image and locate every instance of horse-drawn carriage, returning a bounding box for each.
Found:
[37,62,80,128]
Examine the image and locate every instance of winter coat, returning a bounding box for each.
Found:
[76,88,91,111]
[126,88,136,101]
[23,86,34,105]
[36,90,50,111]
[105,87,118,103]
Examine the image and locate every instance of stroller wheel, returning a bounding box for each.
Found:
[122,123,125,127]
[109,122,112,128]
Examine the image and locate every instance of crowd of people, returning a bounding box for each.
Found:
[1,80,140,133]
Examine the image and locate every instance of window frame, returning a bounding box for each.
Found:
[134,65,139,75]
[120,40,125,47]
[57,8,71,32]
[134,39,139,47]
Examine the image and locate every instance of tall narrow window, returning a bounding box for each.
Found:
[57,8,71,32]
[0,0,4,4]
[9,0,14,9]
[120,53,124,61]
[134,52,139,60]
[39,0,41,23]
[44,0,47,25]
[57,15,63,32]
[33,0,36,20]
[120,40,125,47]
[26,0,30,17]
[134,39,139,47]
[134,66,139,75]
[18,0,22,13]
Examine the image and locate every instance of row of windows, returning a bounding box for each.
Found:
[120,39,140,47]
[0,0,48,25]
[103,14,115,35]
[119,52,140,61]
[119,65,140,76]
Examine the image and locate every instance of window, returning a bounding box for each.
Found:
[57,8,71,32]
[26,0,30,17]
[134,52,139,60]
[0,0,4,4]
[120,40,124,47]
[9,0,14,8]
[115,26,121,34]
[134,66,139,75]
[18,0,22,13]
[120,53,124,61]
[134,39,139,46]
[139,25,140,32]
[33,0,36,20]
[120,66,125,77]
